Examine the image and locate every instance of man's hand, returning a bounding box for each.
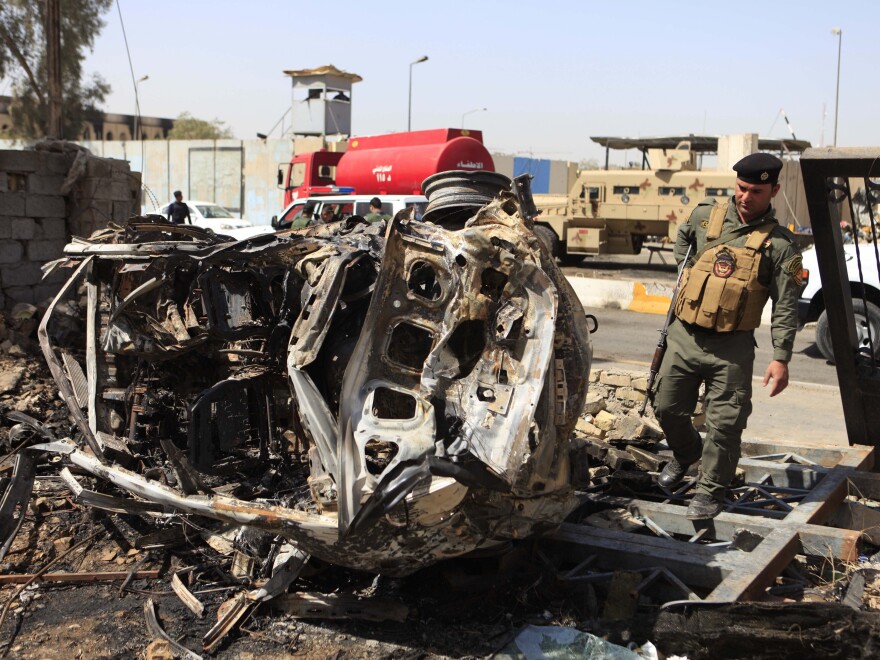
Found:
[762,360,789,397]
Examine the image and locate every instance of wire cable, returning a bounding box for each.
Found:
[115,0,148,211]
[115,0,140,138]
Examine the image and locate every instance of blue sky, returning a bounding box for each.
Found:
[68,0,880,164]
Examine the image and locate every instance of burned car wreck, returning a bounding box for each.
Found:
[24,172,592,577]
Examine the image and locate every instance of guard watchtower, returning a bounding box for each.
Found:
[283,65,362,139]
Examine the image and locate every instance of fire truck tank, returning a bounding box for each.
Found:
[335,128,495,195]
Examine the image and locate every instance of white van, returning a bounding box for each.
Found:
[271,195,428,231]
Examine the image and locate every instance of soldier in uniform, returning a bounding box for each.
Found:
[652,152,803,520]
[363,197,391,224]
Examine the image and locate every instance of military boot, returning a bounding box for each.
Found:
[657,458,692,489]
[686,493,723,520]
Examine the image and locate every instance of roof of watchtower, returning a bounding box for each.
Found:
[282,65,362,83]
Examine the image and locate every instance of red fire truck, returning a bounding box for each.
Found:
[277,128,495,206]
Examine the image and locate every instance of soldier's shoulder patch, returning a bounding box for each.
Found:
[784,255,803,286]
[762,238,772,249]
[700,219,709,228]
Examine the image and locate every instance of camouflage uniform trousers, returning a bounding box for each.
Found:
[652,317,755,499]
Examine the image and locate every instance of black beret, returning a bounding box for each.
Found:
[732,153,783,185]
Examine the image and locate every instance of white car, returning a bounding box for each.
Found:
[798,243,880,362]
[155,200,272,240]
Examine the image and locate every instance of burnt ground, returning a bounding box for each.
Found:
[0,495,647,659]
[0,331,644,659]
[2,312,880,659]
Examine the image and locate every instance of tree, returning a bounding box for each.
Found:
[167,112,234,140]
[0,0,113,139]
[578,158,600,171]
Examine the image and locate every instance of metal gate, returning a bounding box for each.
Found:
[801,148,880,447]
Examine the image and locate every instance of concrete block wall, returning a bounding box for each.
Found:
[0,146,141,309]
[66,153,141,239]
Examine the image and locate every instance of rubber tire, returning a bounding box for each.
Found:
[815,298,880,364]
[533,225,560,259]
[815,310,833,362]
[560,253,586,266]
[632,234,644,255]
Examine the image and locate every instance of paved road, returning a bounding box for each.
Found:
[561,245,679,284]
[584,305,848,447]
[587,306,835,387]
[561,249,849,445]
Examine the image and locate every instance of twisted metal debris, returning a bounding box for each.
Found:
[15,172,592,576]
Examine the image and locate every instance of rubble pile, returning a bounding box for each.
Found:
[1,300,880,657]
[3,171,880,656]
[0,143,141,311]
[0,305,69,421]
[575,369,665,442]
[0,173,608,656]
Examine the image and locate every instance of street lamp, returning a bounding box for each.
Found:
[832,27,842,146]
[461,107,487,128]
[134,74,149,141]
[408,55,428,132]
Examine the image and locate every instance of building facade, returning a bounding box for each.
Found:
[0,95,174,141]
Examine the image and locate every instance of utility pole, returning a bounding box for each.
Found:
[46,0,63,138]
[408,56,428,132]
[832,27,842,146]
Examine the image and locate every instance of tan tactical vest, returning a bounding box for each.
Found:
[675,203,775,332]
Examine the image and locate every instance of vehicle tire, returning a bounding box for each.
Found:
[815,298,880,363]
[560,253,585,266]
[533,225,560,259]
[632,234,644,255]
[815,310,834,362]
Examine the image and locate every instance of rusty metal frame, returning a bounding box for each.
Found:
[546,438,875,606]
[800,147,880,447]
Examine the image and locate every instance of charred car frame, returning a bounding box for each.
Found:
[23,172,592,575]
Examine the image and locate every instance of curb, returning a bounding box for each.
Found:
[565,274,773,323]
[565,275,673,315]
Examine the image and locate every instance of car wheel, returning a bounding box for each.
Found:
[815,298,880,363]
[815,310,834,362]
[533,225,560,259]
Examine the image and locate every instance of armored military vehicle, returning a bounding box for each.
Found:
[534,135,810,263]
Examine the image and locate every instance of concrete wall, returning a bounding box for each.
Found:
[717,134,759,172]
[715,133,809,230]
[0,145,140,309]
[70,139,293,226]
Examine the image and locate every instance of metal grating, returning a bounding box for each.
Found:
[547,438,876,606]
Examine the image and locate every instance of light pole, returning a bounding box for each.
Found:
[832,28,842,146]
[461,107,487,128]
[408,56,428,132]
[134,74,149,141]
